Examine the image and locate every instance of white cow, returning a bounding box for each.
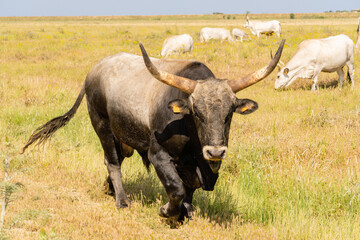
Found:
[200,27,233,43]
[160,34,193,57]
[275,34,355,91]
[232,28,250,42]
[243,16,281,37]
[356,17,360,48]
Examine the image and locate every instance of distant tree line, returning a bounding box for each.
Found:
[212,12,236,20]
[325,9,360,12]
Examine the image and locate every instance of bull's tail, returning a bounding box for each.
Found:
[22,84,86,154]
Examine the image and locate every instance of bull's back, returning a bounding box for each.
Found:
[253,20,280,31]
[291,35,353,72]
[84,52,205,151]
[161,34,193,55]
[317,35,353,71]
[201,28,230,39]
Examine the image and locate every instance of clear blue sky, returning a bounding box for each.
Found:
[0,0,358,17]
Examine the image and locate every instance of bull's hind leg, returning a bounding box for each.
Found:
[337,67,345,89]
[87,104,130,208]
[347,60,355,89]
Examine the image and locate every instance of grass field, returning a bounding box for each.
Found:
[1,13,360,239]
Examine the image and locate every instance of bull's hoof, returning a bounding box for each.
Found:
[159,202,180,219]
[116,199,131,208]
[178,202,193,222]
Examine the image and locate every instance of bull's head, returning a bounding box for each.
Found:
[140,40,285,173]
[274,66,292,89]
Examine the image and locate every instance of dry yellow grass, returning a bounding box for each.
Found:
[1,13,360,239]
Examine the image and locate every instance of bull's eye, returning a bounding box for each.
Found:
[193,106,205,123]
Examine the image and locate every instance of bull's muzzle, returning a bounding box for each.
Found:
[202,146,227,173]
[274,82,286,90]
[203,145,228,160]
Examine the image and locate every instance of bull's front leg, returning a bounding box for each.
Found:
[311,71,321,91]
[179,186,195,221]
[148,141,185,219]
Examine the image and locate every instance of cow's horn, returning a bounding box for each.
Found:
[227,39,285,92]
[270,50,285,67]
[139,43,197,94]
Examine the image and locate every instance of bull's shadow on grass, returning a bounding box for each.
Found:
[193,185,239,225]
[123,172,245,226]
[123,171,167,206]
[111,168,241,225]
[108,159,275,226]
[193,181,276,226]
[282,78,340,90]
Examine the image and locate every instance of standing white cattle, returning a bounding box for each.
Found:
[243,16,281,37]
[160,34,193,57]
[200,27,233,43]
[356,17,360,48]
[232,28,250,42]
[275,34,355,91]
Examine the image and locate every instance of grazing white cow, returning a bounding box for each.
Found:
[243,16,281,37]
[200,27,233,43]
[356,17,360,48]
[275,34,355,91]
[160,34,194,57]
[232,28,250,42]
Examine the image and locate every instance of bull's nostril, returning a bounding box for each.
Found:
[220,150,225,158]
[207,150,213,158]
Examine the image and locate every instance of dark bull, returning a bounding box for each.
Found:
[23,40,285,221]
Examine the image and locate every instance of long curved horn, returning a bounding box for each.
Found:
[139,43,197,94]
[227,39,285,92]
[271,50,285,67]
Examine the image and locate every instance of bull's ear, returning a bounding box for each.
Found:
[168,99,190,114]
[284,68,289,75]
[234,98,258,115]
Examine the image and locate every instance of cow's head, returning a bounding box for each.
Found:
[275,66,295,90]
[140,40,285,173]
[243,15,251,28]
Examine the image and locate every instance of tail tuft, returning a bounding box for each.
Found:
[22,114,71,154]
[22,84,85,154]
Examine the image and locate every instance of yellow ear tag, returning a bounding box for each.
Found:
[241,106,249,113]
[172,105,181,113]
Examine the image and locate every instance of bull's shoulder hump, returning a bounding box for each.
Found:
[157,59,215,80]
[176,61,215,80]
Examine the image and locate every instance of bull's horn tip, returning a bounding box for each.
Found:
[139,43,149,60]
[139,43,147,54]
